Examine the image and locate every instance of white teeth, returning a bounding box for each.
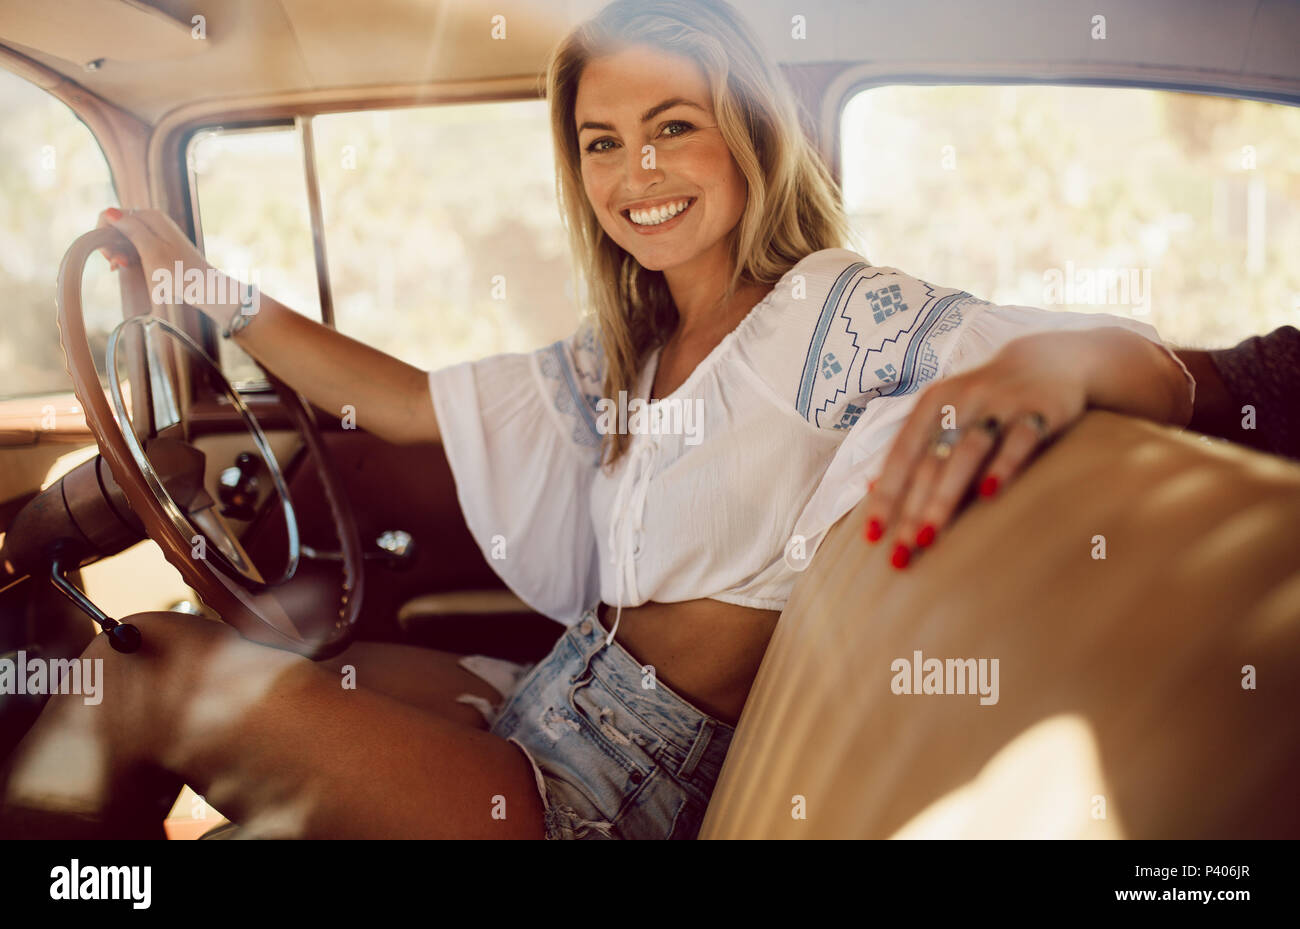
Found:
[627,199,692,226]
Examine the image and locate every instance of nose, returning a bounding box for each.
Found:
[621,142,665,192]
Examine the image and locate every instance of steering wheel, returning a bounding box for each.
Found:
[55,227,364,660]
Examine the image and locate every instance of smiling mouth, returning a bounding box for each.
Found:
[622,197,696,227]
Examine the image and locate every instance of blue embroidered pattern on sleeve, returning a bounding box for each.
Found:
[795,264,985,430]
[537,323,605,458]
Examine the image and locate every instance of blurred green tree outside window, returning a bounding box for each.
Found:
[841,85,1300,348]
[190,99,578,386]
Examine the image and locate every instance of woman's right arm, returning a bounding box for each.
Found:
[217,290,440,446]
[98,207,439,446]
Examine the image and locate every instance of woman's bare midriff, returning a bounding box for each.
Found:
[595,599,780,727]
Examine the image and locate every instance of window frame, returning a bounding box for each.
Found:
[177,90,547,396]
[0,61,125,416]
[181,117,303,383]
[826,69,1300,184]
[176,69,1300,397]
[826,72,1300,355]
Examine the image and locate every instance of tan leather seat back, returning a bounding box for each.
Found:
[701,411,1300,838]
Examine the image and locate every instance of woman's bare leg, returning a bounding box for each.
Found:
[0,612,545,838]
[315,640,517,729]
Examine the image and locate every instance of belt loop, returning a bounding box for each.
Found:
[568,608,604,690]
[676,717,715,780]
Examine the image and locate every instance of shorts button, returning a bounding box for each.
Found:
[578,619,592,635]
[629,769,644,785]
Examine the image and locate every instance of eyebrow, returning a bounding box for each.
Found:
[576,97,707,134]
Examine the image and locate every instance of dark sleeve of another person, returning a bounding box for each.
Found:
[1207,325,1300,463]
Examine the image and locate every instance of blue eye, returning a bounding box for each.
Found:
[662,120,694,137]
[584,138,617,155]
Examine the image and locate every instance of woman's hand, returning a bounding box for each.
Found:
[95,207,223,316]
[861,330,1093,569]
[97,206,254,328]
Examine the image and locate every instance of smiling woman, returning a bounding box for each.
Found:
[546,2,851,466]
[426,0,1198,841]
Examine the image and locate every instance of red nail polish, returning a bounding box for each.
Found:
[916,524,935,548]
[865,518,884,543]
[979,475,999,497]
[104,207,123,222]
[890,543,910,569]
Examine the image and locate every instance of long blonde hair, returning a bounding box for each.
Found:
[545,0,852,467]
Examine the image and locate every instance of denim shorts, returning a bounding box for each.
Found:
[485,607,736,840]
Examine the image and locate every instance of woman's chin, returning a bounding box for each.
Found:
[623,242,699,274]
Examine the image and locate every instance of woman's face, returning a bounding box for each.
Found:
[574,43,749,275]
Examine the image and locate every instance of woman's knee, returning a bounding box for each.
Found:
[82,612,241,712]
[85,611,314,770]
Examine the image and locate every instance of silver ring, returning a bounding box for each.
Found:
[1018,410,1050,439]
[930,427,963,459]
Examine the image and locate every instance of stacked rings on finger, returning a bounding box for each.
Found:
[930,410,1051,460]
[931,414,1003,459]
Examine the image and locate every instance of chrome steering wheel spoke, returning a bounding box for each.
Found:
[105,314,298,590]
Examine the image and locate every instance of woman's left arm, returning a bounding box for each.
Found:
[861,326,1194,568]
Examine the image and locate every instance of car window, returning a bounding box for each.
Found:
[0,68,121,399]
[840,85,1300,348]
[190,99,578,383]
[311,100,577,371]
[189,124,323,388]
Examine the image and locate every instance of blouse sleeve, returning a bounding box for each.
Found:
[744,249,1195,570]
[426,321,605,622]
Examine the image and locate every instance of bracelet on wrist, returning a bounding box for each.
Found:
[220,278,261,339]
[222,308,257,339]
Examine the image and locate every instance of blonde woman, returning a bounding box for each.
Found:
[3,0,1195,839]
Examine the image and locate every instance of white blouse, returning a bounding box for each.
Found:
[427,247,1195,644]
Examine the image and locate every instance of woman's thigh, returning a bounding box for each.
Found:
[315,640,509,729]
[7,612,546,839]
